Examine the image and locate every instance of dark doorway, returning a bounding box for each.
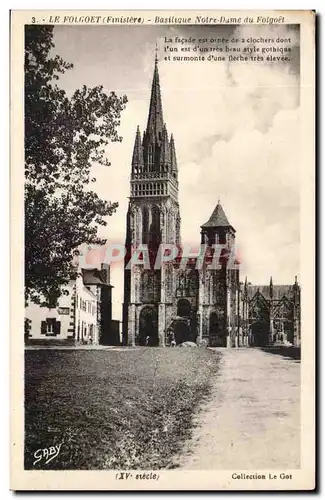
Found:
[139,307,159,346]
[251,321,269,347]
[283,319,294,344]
[209,312,227,347]
[175,299,194,344]
[174,320,191,345]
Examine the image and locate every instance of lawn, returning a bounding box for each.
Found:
[25,347,220,470]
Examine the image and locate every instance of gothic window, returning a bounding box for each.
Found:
[208,233,215,246]
[168,211,174,237]
[249,292,270,324]
[150,205,161,246]
[176,270,198,297]
[165,267,173,297]
[148,145,153,166]
[140,270,161,303]
[187,270,199,296]
[216,279,226,302]
[142,206,149,244]
[209,312,218,334]
[176,271,186,297]
[218,232,226,244]
[273,298,294,339]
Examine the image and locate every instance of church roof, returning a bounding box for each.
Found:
[246,284,294,301]
[201,202,232,229]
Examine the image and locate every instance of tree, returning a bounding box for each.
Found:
[25,26,127,306]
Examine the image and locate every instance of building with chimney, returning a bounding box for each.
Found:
[122,57,301,348]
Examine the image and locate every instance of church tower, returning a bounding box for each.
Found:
[198,201,240,347]
[123,55,181,346]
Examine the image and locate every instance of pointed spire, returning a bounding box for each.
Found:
[170,133,177,172]
[269,276,273,298]
[244,276,248,292]
[201,201,232,228]
[146,55,164,139]
[160,124,170,168]
[132,126,144,172]
[155,42,158,64]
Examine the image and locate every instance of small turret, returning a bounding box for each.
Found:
[170,133,178,177]
[200,201,235,246]
[131,126,144,174]
[244,276,248,297]
[160,124,170,171]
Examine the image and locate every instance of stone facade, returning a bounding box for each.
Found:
[122,58,301,348]
[241,278,301,347]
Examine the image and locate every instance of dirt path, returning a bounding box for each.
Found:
[178,348,300,470]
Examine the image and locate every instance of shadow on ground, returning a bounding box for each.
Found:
[260,346,301,360]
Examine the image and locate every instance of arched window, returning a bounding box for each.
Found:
[209,312,218,334]
[140,270,161,303]
[148,145,153,167]
[149,205,161,246]
[142,206,149,244]
[187,270,199,296]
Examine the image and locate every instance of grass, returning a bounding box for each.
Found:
[25,347,220,470]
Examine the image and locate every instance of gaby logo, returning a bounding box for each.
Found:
[33,443,63,466]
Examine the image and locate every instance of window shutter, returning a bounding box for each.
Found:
[41,321,47,335]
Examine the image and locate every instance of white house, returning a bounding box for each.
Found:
[25,272,98,345]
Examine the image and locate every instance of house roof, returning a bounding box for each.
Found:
[82,268,112,287]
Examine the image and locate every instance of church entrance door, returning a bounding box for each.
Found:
[174,320,191,345]
[139,306,159,346]
[175,299,194,344]
[209,312,227,347]
[250,321,269,347]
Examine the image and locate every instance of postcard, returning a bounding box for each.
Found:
[10,10,315,491]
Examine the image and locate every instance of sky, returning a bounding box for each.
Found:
[52,24,301,321]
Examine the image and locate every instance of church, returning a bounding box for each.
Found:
[122,57,301,348]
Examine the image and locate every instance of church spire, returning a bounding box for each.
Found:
[146,55,164,139]
[131,125,144,173]
[170,133,177,173]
